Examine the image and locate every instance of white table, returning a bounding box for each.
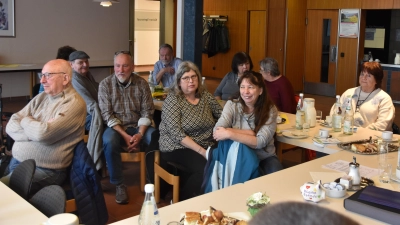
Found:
[0,182,48,224]
[276,113,400,155]
[110,150,399,225]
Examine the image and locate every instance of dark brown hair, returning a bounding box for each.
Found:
[360,61,383,89]
[231,52,253,74]
[237,71,274,133]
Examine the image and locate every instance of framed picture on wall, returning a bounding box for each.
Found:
[0,0,15,37]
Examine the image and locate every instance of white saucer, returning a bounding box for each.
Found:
[390,175,400,183]
[282,131,308,139]
[382,137,398,142]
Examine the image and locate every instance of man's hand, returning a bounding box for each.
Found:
[128,134,142,152]
[163,66,175,75]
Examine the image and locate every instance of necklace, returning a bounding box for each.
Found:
[355,88,376,113]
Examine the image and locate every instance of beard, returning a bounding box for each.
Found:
[116,74,131,84]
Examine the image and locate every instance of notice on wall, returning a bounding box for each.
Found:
[339,9,359,38]
[365,28,385,49]
[135,10,160,31]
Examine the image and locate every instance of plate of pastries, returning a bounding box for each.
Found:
[182,206,249,225]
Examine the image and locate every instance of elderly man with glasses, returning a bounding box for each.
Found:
[98,51,158,204]
[3,59,86,195]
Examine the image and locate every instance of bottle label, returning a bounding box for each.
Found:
[296,111,304,129]
[343,120,352,133]
[333,115,342,128]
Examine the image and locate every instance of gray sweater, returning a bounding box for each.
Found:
[6,85,86,169]
[214,100,277,160]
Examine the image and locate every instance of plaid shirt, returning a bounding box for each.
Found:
[98,73,154,129]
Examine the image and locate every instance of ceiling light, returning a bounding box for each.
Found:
[100,1,112,7]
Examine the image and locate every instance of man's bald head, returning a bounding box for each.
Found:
[40,59,72,96]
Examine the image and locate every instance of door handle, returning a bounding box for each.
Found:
[330,46,337,63]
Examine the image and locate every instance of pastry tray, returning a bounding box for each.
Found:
[337,139,399,155]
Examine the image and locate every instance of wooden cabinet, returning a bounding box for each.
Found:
[248,0,267,10]
[394,0,400,8]
[362,0,393,9]
[307,0,361,9]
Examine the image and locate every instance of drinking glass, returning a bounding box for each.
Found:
[303,119,310,135]
[316,110,322,122]
[377,142,389,164]
[379,162,392,183]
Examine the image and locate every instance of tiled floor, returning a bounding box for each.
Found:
[3,71,400,224]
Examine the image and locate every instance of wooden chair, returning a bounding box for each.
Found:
[154,150,180,203]
[121,152,146,192]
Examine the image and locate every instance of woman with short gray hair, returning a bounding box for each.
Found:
[259,57,296,113]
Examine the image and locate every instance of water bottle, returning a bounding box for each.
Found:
[138,184,160,225]
[332,95,342,132]
[295,93,304,130]
[343,95,353,135]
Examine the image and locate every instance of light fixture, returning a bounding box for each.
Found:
[100,1,112,7]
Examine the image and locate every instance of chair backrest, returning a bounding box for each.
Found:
[9,159,36,199]
[29,185,66,217]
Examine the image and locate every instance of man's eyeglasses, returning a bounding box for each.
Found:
[39,72,66,80]
[114,51,132,56]
[181,75,198,82]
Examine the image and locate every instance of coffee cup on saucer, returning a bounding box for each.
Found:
[382,131,393,141]
[46,213,79,225]
[319,129,329,138]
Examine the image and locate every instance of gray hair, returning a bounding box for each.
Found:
[259,57,280,77]
[249,201,359,225]
[170,61,205,98]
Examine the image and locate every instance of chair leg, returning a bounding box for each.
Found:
[140,152,145,192]
[276,141,283,163]
[154,151,161,203]
[172,177,179,203]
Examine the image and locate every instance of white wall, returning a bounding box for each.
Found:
[134,0,160,65]
[0,0,129,97]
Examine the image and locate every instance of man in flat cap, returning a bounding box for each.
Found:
[69,51,104,171]
[69,50,99,131]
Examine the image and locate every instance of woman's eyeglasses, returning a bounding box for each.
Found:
[181,75,198,82]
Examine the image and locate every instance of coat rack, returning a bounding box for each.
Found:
[203,15,228,22]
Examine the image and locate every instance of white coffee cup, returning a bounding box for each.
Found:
[382,131,393,140]
[325,116,332,126]
[319,129,329,138]
[47,213,79,225]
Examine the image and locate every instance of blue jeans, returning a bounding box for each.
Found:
[102,126,157,185]
[7,158,67,195]
[259,155,283,175]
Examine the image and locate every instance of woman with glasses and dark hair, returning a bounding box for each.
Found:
[259,57,296,114]
[213,71,282,175]
[330,61,395,131]
[159,61,222,200]
[214,52,253,100]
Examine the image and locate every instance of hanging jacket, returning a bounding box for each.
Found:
[70,140,108,225]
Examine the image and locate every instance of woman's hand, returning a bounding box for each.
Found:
[213,127,230,141]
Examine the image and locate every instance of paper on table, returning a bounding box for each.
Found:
[310,172,347,183]
[322,160,380,178]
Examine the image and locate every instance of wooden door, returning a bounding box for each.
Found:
[248,11,266,72]
[304,10,338,96]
